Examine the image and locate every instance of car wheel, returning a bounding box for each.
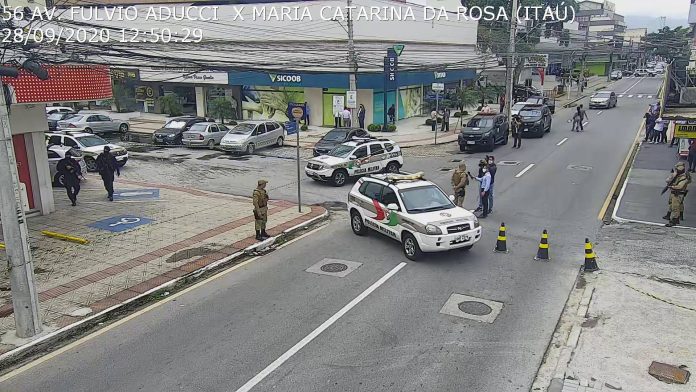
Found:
[546,119,552,133]
[486,137,495,152]
[276,136,284,147]
[385,161,400,174]
[54,173,65,187]
[84,157,97,171]
[246,143,256,155]
[207,139,216,149]
[330,169,348,187]
[350,210,368,236]
[84,127,93,134]
[118,123,129,133]
[402,232,422,261]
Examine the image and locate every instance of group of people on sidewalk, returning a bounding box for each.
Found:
[451,156,497,219]
[643,103,667,144]
[332,105,367,129]
[56,146,121,206]
[430,108,451,132]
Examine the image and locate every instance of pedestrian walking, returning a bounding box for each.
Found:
[253,179,270,240]
[644,107,655,142]
[440,108,450,132]
[487,156,497,214]
[304,102,310,126]
[342,107,352,127]
[451,163,468,208]
[358,104,366,129]
[430,109,438,132]
[571,110,582,132]
[511,115,523,148]
[664,162,689,227]
[333,108,341,128]
[688,140,696,173]
[388,104,396,124]
[499,93,506,113]
[96,146,120,201]
[56,151,82,206]
[577,105,588,131]
[469,164,492,219]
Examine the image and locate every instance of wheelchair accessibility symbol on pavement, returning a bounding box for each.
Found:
[89,215,153,233]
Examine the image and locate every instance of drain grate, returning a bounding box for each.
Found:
[320,263,348,273]
[567,164,592,171]
[497,161,520,166]
[458,301,492,316]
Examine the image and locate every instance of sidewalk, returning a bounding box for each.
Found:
[0,177,326,356]
[613,141,695,228]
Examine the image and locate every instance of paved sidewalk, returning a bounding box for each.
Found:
[0,177,326,355]
[613,141,695,228]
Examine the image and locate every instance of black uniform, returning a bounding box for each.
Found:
[96,151,120,200]
[56,156,82,206]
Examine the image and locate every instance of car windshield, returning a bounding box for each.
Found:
[188,124,208,132]
[595,93,611,98]
[62,115,83,122]
[467,117,495,128]
[322,130,348,142]
[228,123,255,135]
[164,120,187,129]
[512,103,526,110]
[328,145,355,158]
[75,135,107,147]
[526,98,542,104]
[399,185,454,213]
[520,109,542,117]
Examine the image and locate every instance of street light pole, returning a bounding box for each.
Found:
[505,0,518,126]
[347,0,358,126]
[0,81,42,338]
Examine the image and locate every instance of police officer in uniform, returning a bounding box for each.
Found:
[451,163,468,207]
[253,179,270,240]
[96,146,120,201]
[56,151,82,206]
[665,162,689,227]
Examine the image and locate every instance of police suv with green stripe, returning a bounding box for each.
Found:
[305,137,403,186]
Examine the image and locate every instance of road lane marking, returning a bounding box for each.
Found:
[622,78,643,94]
[0,223,330,383]
[582,121,588,126]
[648,95,653,99]
[515,163,535,178]
[638,95,643,98]
[556,138,568,146]
[618,95,624,98]
[235,262,408,392]
[628,95,633,98]
[596,111,603,115]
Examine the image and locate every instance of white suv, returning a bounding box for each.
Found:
[46,132,128,172]
[347,172,482,261]
[305,138,403,186]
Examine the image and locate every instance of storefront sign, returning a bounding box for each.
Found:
[332,96,345,115]
[432,83,445,92]
[384,48,398,91]
[674,123,696,138]
[269,73,302,83]
[1,65,112,103]
[140,69,229,85]
[433,71,446,79]
[111,68,140,81]
[346,90,357,109]
[135,86,155,101]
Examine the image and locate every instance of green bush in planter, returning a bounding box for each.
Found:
[367,124,381,132]
[462,110,468,116]
[386,124,397,132]
[453,112,461,117]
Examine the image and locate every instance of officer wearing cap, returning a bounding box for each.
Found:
[253,179,270,240]
[96,146,120,201]
[665,162,689,227]
[56,150,82,206]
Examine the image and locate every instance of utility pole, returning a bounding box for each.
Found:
[579,27,589,96]
[346,0,358,126]
[0,81,42,338]
[505,0,518,126]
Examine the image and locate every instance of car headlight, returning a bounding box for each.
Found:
[166,134,176,139]
[425,224,442,235]
[472,217,480,228]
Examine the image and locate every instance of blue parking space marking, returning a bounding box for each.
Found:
[89,215,153,232]
[112,188,160,201]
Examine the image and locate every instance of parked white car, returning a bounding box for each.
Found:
[47,145,87,186]
[46,132,128,171]
[347,172,482,260]
[219,121,285,154]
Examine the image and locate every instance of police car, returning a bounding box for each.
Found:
[347,172,482,261]
[305,137,403,186]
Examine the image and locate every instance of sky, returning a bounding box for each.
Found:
[609,0,689,18]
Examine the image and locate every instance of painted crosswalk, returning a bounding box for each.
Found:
[617,94,654,99]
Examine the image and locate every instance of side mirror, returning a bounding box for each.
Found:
[349,155,357,160]
[387,203,398,211]
[448,195,455,201]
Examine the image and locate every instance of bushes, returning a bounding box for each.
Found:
[453,111,468,118]
[367,123,397,132]
[384,124,397,132]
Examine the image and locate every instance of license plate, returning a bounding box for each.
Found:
[523,128,528,132]
[466,141,475,145]
[456,234,469,242]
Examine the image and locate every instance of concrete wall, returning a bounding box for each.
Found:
[25,132,54,215]
[9,105,48,135]
[304,88,323,126]
[359,89,374,125]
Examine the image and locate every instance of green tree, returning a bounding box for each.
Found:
[158,94,183,117]
[209,97,235,124]
[458,87,481,110]
[643,26,691,60]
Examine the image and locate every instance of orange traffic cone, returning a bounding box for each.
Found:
[494,222,508,253]
[583,238,599,272]
[534,229,550,260]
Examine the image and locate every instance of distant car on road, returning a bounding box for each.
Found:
[47,145,87,187]
[219,121,286,154]
[589,91,618,109]
[458,112,509,152]
[153,116,208,145]
[182,122,230,149]
[57,114,129,135]
[610,70,623,80]
[634,69,655,77]
[46,132,128,171]
[517,104,552,138]
[313,127,370,157]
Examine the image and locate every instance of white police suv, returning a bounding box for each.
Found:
[347,172,482,261]
[305,137,403,186]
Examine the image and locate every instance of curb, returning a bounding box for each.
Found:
[0,208,329,372]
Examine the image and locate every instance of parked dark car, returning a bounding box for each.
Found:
[517,104,552,138]
[153,116,208,145]
[458,112,509,152]
[525,95,556,114]
[513,85,542,102]
[312,127,370,156]
[47,112,78,132]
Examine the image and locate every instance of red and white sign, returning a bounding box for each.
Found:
[2,64,112,103]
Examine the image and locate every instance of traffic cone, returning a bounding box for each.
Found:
[494,222,508,253]
[583,238,599,272]
[534,229,550,260]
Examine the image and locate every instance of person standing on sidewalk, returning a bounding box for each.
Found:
[469,164,491,219]
[511,115,523,148]
[341,107,352,127]
[304,102,310,126]
[430,109,438,132]
[499,93,505,113]
[665,162,689,227]
[487,156,497,214]
[440,108,450,132]
[333,108,341,128]
[644,107,655,142]
[473,159,487,212]
[96,146,120,201]
[652,117,665,144]
[451,163,468,208]
[388,104,396,124]
[358,104,366,129]
[56,151,82,206]
[253,179,270,240]
[688,139,696,173]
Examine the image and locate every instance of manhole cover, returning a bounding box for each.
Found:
[457,301,492,316]
[567,164,592,171]
[320,263,348,273]
[497,161,520,166]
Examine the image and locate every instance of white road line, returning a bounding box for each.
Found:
[622,77,643,94]
[234,262,408,392]
[582,121,588,126]
[628,95,634,98]
[618,94,624,98]
[556,137,568,146]
[596,111,603,115]
[515,163,535,178]
[638,95,643,98]
[648,95,653,98]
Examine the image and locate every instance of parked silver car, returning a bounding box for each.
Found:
[57,113,129,134]
[47,145,87,186]
[219,121,286,154]
[182,122,231,149]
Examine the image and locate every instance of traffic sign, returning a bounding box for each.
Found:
[89,215,153,233]
[291,107,304,119]
[432,83,445,92]
[285,121,298,135]
[393,44,405,56]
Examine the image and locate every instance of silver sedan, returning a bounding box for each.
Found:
[57,113,129,135]
[182,122,230,149]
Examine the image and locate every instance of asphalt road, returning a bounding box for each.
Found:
[0,76,663,392]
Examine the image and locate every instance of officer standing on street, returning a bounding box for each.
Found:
[451,163,468,208]
[665,162,689,227]
[253,179,270,241]
[511,115,523,148]
[469,165,491,219]
[56,151,82,206]
[96,146,120,201]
